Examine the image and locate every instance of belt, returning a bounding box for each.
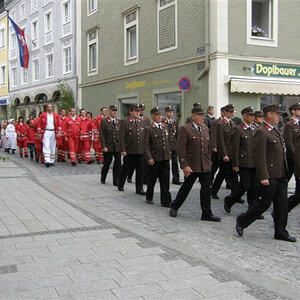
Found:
[46,129,55,131]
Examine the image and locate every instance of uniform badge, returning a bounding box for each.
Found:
[265,125,272,131]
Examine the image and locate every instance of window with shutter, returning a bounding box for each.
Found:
[158,0,177,52]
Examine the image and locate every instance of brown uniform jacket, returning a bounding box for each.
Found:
[177,123,211,173]
[254,122,287,180]
[283,119,300,160]
[99,117,121,152]
[216,119,236,159]
[231,123,255,168]
[120,117,146,155]
[140,116,150,127]
[210,117,222,149]
[162,118,178,151]
[294,135,300,177]
[144,123,171,162]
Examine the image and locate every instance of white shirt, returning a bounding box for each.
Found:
[193,122,202,131]
[264,121,274,130]
[242,121,251,129]
[292,117,299,124]
[153,122,162,129]
[165,117,173,124]
[46,113,54,130]
[223,117,231,123]
[71,115,76,121]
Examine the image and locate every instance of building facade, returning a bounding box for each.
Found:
[78,0,300,120]
[5,0,78,119]
[0,1,9,121]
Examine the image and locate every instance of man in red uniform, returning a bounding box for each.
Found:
[27,116,36,161]
[15,116,29,158]
[95,107,108,128]
[57,109,68,162]
[38,104,63,167]
[33,113,44,163]
[79,109,94,164]
[64,108,81,166]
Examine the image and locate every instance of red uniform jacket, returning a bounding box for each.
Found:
[33,117,42,142]
[38,112,63,139]
[59,116,68,138]
[64,116,81,139]
[80,117,92,139]
[15,122,29,141]
[95,114,107,129]
[92,119,101,144]
[27,121,35,144]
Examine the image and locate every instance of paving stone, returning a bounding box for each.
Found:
[0,287,59,300]
[111,282,164,299]
[143,288,203,300]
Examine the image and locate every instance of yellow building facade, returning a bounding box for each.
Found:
[0,10,8,121]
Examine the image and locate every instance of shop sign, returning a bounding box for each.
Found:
[0,99,7,105]
[254,63,300,79]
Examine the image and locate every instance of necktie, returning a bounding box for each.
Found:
[134,119,137,126]
[158,124,162,130]
[198,126,201,133]
[229,121,232,128]
[112,119,115,126]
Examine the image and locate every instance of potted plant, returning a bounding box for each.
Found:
[252,25,265,37]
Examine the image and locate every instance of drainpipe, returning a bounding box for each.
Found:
[198,0,210,80]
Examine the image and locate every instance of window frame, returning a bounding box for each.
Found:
[0,26,5,49]
[32,58,39,82]
[87,0,97,16]
[22,67,28,85]
[124,9,139,66]
[0,64,6,86]
[11,67,17,87]
[157,0,178,53]
[62,45,72,74]
[62,0,71,25]
[247,0,278,47]
[87,28,98,76]
[45,52,54,79]
[19,2,26,22]
[44,9,53,33]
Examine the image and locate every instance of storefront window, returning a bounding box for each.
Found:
[119,97,137,119]
[260,95,300,112]
[155,91,181,118]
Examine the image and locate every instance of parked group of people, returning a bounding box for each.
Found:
[1,100,299,243]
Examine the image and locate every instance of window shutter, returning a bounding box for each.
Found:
[159,5,176,50]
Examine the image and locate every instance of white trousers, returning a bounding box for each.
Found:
[43,130,56,163]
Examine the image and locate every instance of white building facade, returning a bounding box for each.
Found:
[5,0,77,118]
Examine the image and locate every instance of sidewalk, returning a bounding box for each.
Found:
[0,156,298,299]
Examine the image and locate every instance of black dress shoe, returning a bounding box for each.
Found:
[274,234,297,243]
[224,196,231,213]
[226,184,233,190]
[172,181,182,185]
[97,161,101,164]
[236,198,245,204]
[57,158,61,162]
[87,160,95,165]
[236,220,244,236]
[136,190,146,196]
[77,160,82,164]
[101,179,105,184]
[201,215,221,222]
[61,159,66,162]
[127,178,132,183]
[50,163,55,166]
[146,199,154,205]
[211,193,219,200]
[161,202,171,208]
[71,162,77,167]
[169,207,177,217]
[113,183,118,187]
[118,186,124,191]
[256,215,264,220]
[45,163,50,168]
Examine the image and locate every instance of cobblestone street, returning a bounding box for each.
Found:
[0,156,299,299]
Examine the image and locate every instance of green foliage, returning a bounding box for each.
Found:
[0,156,9,162]
[57,81,74,112]
[7,104,17,119]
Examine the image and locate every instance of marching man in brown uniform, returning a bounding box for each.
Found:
[236,104,296,242]
[211,104,239,199]
[283,103,300,212]
[118,104,147,195]
[145,107,172,207]
[224,107,258,213]
[99,105,121,186]
[163,105,181,185]
[169,107,221,222]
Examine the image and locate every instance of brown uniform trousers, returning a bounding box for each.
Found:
[283,119,300,212]
[163,118,180,184]
[99,117,121,186]
[127,116,150,182]
[118,117,147,192]
[211,119,238,195]
[237,123,290,238]
[171,123,214,217]
[225,124,257,209]
[145,123,172,206]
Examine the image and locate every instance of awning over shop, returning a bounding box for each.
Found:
[229,76,300,95]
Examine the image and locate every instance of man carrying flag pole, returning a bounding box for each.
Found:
[8,16,29,68]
